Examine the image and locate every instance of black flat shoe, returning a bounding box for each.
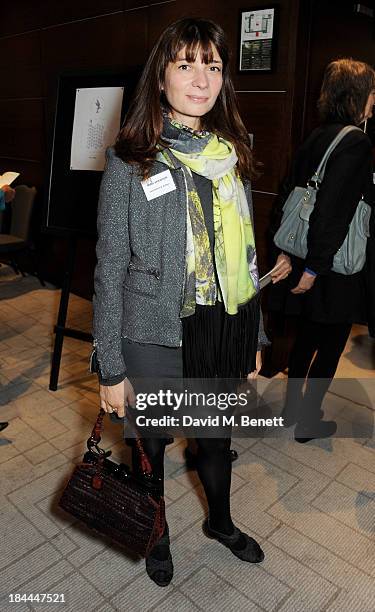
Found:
[281,409,324,428]
[145,529,173,587]
[0,422,9,432]
[184,447,238,470]
[202,518,264,563]
[295,420,337,443]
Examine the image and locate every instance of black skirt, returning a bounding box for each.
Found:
[121,296,260,381]
[182,296,260,378]
[122,296,260,442]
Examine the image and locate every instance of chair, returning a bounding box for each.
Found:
[0,184,39,279]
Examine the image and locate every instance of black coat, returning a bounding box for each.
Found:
[269,122,375,329]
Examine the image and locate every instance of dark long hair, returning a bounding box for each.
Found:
[115,18,256,179]
[317,58,375,125]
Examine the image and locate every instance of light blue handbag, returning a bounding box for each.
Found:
[274,126,371,275]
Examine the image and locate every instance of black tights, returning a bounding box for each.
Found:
[132,436,233,534]
[285,318,352,425]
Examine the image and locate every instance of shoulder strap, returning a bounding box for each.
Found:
[310,126,363,186]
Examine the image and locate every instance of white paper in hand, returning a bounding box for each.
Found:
[0,172,20,188]
[259,260,285,290]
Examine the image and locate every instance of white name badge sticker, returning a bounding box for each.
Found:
[141,170,176,201]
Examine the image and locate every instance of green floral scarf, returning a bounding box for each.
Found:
[157,116,259,317]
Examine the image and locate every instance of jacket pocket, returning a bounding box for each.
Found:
[124,261,160,298]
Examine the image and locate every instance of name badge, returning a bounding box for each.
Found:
[141,170,176,201]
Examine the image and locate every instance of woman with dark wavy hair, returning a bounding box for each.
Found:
[93,17,290,586]
[270,58,375,442]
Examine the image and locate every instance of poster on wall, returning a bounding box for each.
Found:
[70,86,124,171]
[239,7,278,72]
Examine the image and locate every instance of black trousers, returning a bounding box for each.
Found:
[285,318,352,426]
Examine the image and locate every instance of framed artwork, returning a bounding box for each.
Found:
[239,6,279,72]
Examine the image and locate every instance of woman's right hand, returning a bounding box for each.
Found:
[99,378,136,418]
[271,253,292,283]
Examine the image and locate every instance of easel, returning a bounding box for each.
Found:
[44,72,138,390]
[49,236,92,390]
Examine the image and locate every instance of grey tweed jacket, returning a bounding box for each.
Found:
[93,148,269,384]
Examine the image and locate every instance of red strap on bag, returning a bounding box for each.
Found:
[87,408,153,477]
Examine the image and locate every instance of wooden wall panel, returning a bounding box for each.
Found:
[303,0,375,137]
[40,10,147,107]
[122,9,149,69]
[237,92,288,193]
[0,100,44,160]
[288,0,313,155]
[0,32,43,99]
[125,0,174,9]
[0,1,123,36]
[41,14,127,72]
[40,1,122,29]
[308,0,375,88]
[0,1,44,37]
[252,191,277,274]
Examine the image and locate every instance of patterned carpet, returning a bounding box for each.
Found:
[0,265,374,612]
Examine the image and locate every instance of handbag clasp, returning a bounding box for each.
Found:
[307,174,320,190]
[87,437,112,458]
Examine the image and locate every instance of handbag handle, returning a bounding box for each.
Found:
[309,126,363,187]
[87,408,153,476]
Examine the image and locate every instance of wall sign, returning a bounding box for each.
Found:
[239,6,278,72]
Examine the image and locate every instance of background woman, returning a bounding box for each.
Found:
[270,58,375,442]
[93,18,290,586]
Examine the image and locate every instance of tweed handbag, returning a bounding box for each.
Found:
[274,126,371,275]
[59,408,165,557]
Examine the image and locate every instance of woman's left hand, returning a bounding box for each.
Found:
[291,270,316,294]
[247,350,262,380]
